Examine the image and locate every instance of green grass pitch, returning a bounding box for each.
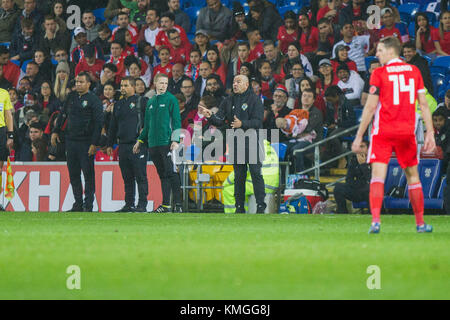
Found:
[0,212,449,300]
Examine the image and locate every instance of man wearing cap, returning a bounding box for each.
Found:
[379,7,409,44]
[193,30,211,58]
[71,27,105,65]
[70,11,101,54]
[196,0,232,42]
[155,11,190,51]
[39,15,71,58]
[331,45,358,74]
[336,64,364,105]
[263,84,291,142]
[332,23,370,75]
[75,43,105,82]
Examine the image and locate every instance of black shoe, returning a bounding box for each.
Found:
[135,206,147,213]
[66,204,83,212]
[235,206,245,214]
[152,205,171,213]
[83,207,93,212]
[173,204,183,213]
[256,204,267,214]
[116,205,135,213]
[0,205,4,211]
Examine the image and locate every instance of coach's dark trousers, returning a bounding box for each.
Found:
[234,164,266,208]
[334,183,369,213]
[66,139,95,210]
[119,143,148,208]
[149,145,181,206]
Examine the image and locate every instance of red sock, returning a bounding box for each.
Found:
[370,178,384,224]
[408,183,425,226]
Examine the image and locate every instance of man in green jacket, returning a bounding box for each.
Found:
[133,73,182,213]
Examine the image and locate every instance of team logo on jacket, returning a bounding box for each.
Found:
[82,101,88,108]
[241,103,248,111]
[130,103,135,109]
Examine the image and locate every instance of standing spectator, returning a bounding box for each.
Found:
[108,76,148,212]
[137,8,161,47]
[70,11,101,54]
[277,11,299,55]
[133,73,183,213]
[51,72,104,212]
[0,46,21,88]
[196,0,233,42]
[402,42,433,94]
[263,84,291,142]
[0,0,20,43]
[167,0,190,33]
[248,0,283,41]
[415,12,439,56]
[155,11,189,51]
[435,11,450,56]
[200,75,267,213]
[10,18,39,64]
[333,140,370,213]
[379,8,409,44]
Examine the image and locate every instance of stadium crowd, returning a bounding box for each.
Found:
[0,0,449,177]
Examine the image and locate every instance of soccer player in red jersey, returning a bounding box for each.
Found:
[352,37,436,233]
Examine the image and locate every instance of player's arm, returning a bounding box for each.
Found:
[417,91,436,152]
[352,91,379,153]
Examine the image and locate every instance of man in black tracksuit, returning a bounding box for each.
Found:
[201,75,267,213]
[107,77,148,213]
[51,72,104,212]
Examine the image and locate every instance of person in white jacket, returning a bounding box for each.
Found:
[336,64,365,106]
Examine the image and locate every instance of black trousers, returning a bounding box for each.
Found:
[119,143,148,208]
[234,163,266,208]
[66,139,95,209]
[148,144,181,206]
[334,183,369,213]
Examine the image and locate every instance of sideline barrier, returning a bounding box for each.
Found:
[1,162,162,212]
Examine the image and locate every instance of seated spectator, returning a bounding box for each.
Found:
[25,61,44,93]
[258,60,282,100]
[316,59,339,103]
[379,8,409,44]
[0,0,20,43]
[286,62,306,109]
[263,84,291,142]
[8,88,23,114]
[206,46,226,86]
[137,41,157,68]
[155,11,189,51]
[152,46,173,80]
[33,50,53,82]
[336,64,364,105]
[120,0,149,27]
[137,8,161,47]
[433,108,450,157]
[402,42,433,94]
[17,77,32,103]
[184,49,202,81]
[181,77,200,113]
[16,121,45,161]
[248,0,283,41]
[15,109,37,141]
[256,40,285,79]
[277,11,299,55]
[298,13,319,57]
[246,27,264,62]
[124,55,151,86]
[196,0,232,42]
[229,2,249,42]
[111,12,139,45]
[194,61,213,97]
[168,62,187,95]
[331,44,358,76]
[239,62,255,80]
[53,60,70,102]
[435,11,450,56]
[75,43,105,83]
[323,85,356,168]
[182,96,213,141]
[282,42,313,78]
[51,48,75,82]
[168,0,190,33]
[31,138,49,161]
[192,30,211,59]
[297,76,327,117]
[38,81,61,118]
[0,64,12,90]
[71,27,104,64]
[361,58,381,106]
[315,18,341,70]
[339,0,369,26]
[203,74,227,106]
[104,41,126,81]
[51,0,68,32]
[115,27,137,57]
[97,63,119,95]
[317,0,342,25]
[226,42,251,90]
[286,89,323,173]
[0,46,21,88]
[13,0,43,38]
[276,109,315,145]
[333,140,370,213]
[136,78,148,96]
[436,89,450,121]
[40,15,71,59]
[167,29,190,66]
[332,23,370,75]
[10,18,39,64]
[373,0,400,23]
[101,81,117,112]
[415,12,439,56]
[93,24,113,57]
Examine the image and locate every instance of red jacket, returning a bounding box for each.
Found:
[75,58,105,81]
[1,61,21,87]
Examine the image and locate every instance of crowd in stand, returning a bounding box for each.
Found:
[0,0,449,173]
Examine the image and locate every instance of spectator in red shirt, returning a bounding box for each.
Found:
[152,46,173,80]
[184,49,202,81]
[415,13,439,55]
[75,43,105,82]
[316,59,339,102]
[277,10,299,55]
[114,27,137,57]
[379,8,409,44]
[246,27,264,62]
[317,0,341,25]
[111,12,139,45]
[298,14,319,56]
[258,60,282,100]
[155,11,189,51]
[206,46,226,86]
[0,46,21,88]
[167,28,190,66]
[331,44,358,76]
[435,11,450,56]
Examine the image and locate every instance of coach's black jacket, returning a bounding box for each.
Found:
[53,90,104,145]
[108,95,147,146]
[208,86,264,163]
